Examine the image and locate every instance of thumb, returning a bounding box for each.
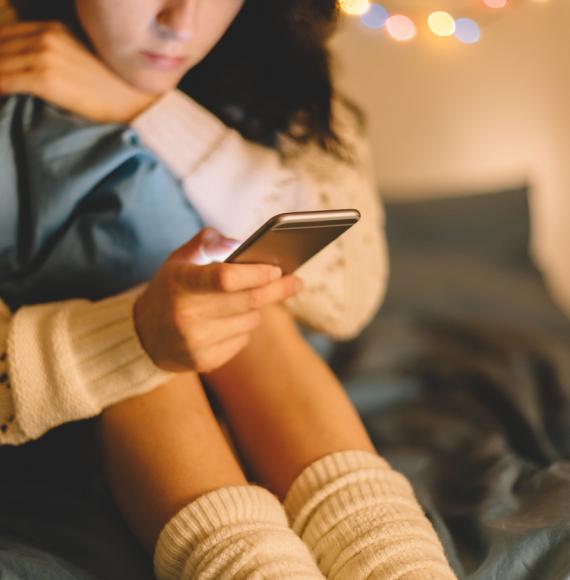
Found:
[174,228,241,265]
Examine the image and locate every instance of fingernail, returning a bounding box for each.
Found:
[220,238,241,250]
[202,228,220,244]
[270,267,282,281]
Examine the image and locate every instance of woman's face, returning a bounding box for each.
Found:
[75,0,244,93]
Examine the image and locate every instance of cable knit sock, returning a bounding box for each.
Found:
[284,450,457,580]
[154,485,324,579]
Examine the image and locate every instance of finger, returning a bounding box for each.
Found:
[0,51,39,75]
[193,275,303,318]
[0,22,75,55]
[172,228,229,263]
[0,21,65,40]
[179,261,283,294]
[193,334,251,373]
[0,36,40,56]
[0,68,43,97]
[172,228,240,266]
[184,310,261,351]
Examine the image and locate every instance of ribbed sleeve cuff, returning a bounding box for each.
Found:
[66,285,175,407]
[131,90,229,179]
[8,286,174,440]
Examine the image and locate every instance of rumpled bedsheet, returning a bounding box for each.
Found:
[334,187,570,579]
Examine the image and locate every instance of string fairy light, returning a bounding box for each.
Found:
[338,0,547,44]
[338,0,371,15]
[386,14,416,40]
[361,3,389,28]
[428,11,456,36]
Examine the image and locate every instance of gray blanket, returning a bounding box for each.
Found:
[334,187,570,579]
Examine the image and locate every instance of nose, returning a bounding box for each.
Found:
[155,0,198,42]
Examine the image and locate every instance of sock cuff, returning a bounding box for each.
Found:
[282,450,456,579]
[283,450,415,528]
[153,485,288,579]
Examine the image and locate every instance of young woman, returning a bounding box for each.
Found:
[0,0,456,578]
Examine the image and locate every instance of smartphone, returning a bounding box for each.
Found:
[225,209,361,274]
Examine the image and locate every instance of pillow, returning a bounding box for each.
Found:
[377,186,570,338]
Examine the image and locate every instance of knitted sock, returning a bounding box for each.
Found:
[284,450,457,580]
[154,485,324,579]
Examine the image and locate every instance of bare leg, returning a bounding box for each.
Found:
[95,371,246,553]
[95,371,325,579]
[203,306,457,579]
[203,305,376,499]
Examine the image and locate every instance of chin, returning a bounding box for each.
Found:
[113,63,182,95]
[130,73,181,95]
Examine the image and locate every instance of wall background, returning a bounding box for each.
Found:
[330,0,570,305]
[330,0,568,201]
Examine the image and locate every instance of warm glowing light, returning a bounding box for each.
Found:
[454,18,481,43]
[361,3,389,29]
[385,15,416,41]
[427,11,455,37]
[338,0,371,16]
[483,0,507,8]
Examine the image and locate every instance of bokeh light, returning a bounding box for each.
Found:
[385,15,416,41]
[427,11,455,37]
[454,17,481,43]
[483,0,507,8]
[338,0,371,16]
[361,3,389,29]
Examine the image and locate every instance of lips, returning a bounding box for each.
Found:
[141,51,187,71]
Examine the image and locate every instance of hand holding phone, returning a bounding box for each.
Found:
[134,228,303,374]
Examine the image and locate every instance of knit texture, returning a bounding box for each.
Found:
[154,485,324,580]
[284,450,457,580]
[131,91,228,179]
[0,300,24,443]
[133,91,389,340]
[1,286,174,444]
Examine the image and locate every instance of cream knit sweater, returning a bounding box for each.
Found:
[0,88,388,445]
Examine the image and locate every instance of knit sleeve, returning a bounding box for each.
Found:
[0,300,25,444]
[132,92,388,339]
[278,100,388,339]
[0,289,174,446]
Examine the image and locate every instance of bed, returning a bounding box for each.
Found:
[333,186,570,579]
[0,186,568,579]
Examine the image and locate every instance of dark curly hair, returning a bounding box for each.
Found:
[13,0,350,152]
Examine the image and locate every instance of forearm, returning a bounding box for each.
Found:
[203,305,375,499]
